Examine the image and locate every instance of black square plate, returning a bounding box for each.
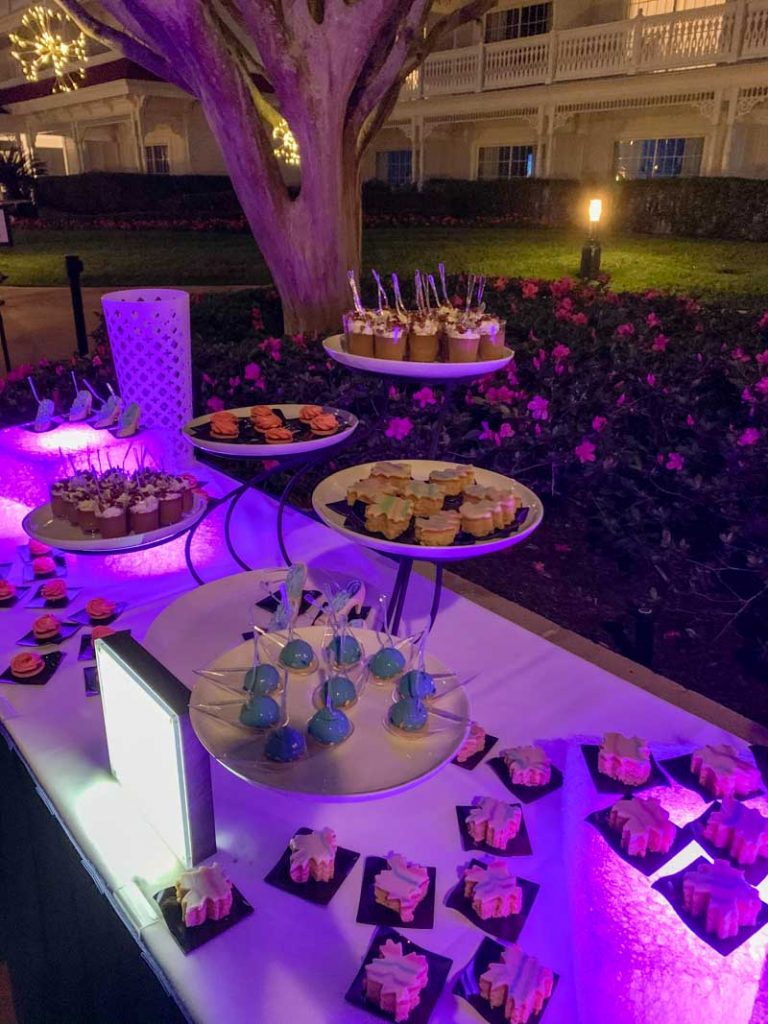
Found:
[453,733,498,771]
[581,744,669,794]
[687,802,768,886]
[28,585,82,609]
[487,758,564,804]
[0,586,30,609]
[0,651,64,685]
[659,753,764,802]
[456,805,532,857]
[264,827,360,906]
[652,856,768,956]
[357,856,436,930]
[345,926,452,1024]
[71,602,127,627]
[445,858,539,942]
[453,936,559,1024]
[17,620,81,647]
[153,884,254,954]
[585,796,693,877]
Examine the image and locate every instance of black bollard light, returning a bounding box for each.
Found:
[65,254,88,357]
[579,197,602,280]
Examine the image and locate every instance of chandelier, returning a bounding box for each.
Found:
[10,6,87,94]
[272,118,300,166]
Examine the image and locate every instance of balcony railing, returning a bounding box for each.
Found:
[401,0,768,100]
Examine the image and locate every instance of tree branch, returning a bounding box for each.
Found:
[54,0,195,94]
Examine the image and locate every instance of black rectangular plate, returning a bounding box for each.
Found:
[0,586,31,609]
[453,733,498,771]
[28,585,82,609]
[71,602,127,627]
[345,926,452,1024]
[581,744,669,794]
[0,651,64,685]
[17,620,81,647]
[585,798,693,877]
[153,884,254,954]
[453,936,559,1024]
[487,758,564,804]
[687,801,768,886]
[264,828,360,906]
[456,805,532,857]
[444,858,539,942]
[659,753,764,802]
[356,856,436,930]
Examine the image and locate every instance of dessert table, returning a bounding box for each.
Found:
[1,448,767,1024]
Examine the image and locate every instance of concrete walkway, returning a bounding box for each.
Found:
[0,285,252,367]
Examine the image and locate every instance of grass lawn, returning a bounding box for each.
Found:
[3,225,768,298]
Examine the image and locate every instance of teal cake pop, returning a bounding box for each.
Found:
[321,674,357,709]
[369,646,406,681]
[397,668,436,700]
[243,663,280,695]
[239,694,280,729]
[308,705,352,745]
[388,697,428,733]
[279,637,315,671]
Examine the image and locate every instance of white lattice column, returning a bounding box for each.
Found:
[101,289,193,469]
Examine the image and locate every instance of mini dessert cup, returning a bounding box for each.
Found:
[374,322,407,362]
[129,495,160,534]
[50,484,68,519]
[96,505,128,540]
[478,318,506,361]
[409,317,440,362]
[446,326,480,363]
[343,312,375,357]
[159,490,183,527]
[77,499,99,533]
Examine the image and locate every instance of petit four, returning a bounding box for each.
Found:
[175,863,233,927]
[244,663,280,695]
[86,597,116,622]
[365,496,414,540]
[479,944,554,1024]
[388,698,428,734]
[10,652,45,679]
[252,412,282,432]
[400,480,444,517]
[456,722,487,764]
[32,614,61,641]
[428,466,467,497]
[369,646,406,682]
[363,939,429,1023]
[279,637,316,673]
[29,539,52,557]
[289,827,337,883]
[501,745,551,787]
[370,462,412,484]
[320,674,357,708]
[413,511,461,546]
[265,726,306,762]
[240,693,281,729]
[299,405,324,423]
[703,797,768,865]
[682,859,761,939]
[210,411,239,438]
[347,478,398,505]
[597,732,651,786]
[91,625,116,641]
[397,669,436,700]
[265,427,294,444]
[466,797,522,850]
[308,705,352,745]
[690,743,761,799]
[463,859,522,919]
[0,580,16,604]
[32,556,56,578]
[607,796,675,857]
[41,579,67,602]
[310,412,339,436]
[374,853,430,923]
[459,501,495,539]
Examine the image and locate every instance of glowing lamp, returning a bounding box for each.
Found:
[588,198,602,224]
[580,196,603,280]
[95,632,216,868]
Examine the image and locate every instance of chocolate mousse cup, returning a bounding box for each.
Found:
[77,499,99,533]
[446,326,480,363]
[409,329,439,362]
[343,312,375,357]
[50,483,68,519]
[478,318,507,360]
[159,490,183,527]
[374,322,407,361]
[96,505,128,540]
[63,491,82,525]
[129,496,160,534]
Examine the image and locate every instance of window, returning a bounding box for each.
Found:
[484,3,551,44]
[145,144,170,175]
[375,149,412,186]
[614,137,703,179]
[478,145,536,179]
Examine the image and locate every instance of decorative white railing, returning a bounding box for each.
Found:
[403,0,768,100]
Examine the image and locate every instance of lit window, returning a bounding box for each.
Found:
[145,144,170,175]
[376,150,412,187]
[478,145,536,179]
[484,3,551,44]
[614,137,703,179]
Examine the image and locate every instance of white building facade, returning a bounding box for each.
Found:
[0,0,767,184]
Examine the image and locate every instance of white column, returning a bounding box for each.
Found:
[720,87,739,175]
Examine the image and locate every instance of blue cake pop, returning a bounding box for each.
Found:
[321,674,357,709]
[388,697,428,733]
[264,725,306,762]
[239,694,280,729]
[397,668,436,700]
[279,637,315,671]
[243,663,280,695]
[308,705,352,745]
[326,632,362,667]
[369,646,406,681]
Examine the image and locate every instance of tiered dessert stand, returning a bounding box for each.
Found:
[321,337,543,632]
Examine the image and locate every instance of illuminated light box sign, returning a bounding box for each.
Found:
[95,633,216,868]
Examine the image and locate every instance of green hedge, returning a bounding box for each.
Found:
[33,172,768,240]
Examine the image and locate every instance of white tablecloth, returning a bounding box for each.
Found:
[0,432,765,1024]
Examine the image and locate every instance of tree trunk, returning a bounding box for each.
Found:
[201,88,362,336]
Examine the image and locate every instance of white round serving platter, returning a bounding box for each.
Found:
[22,493,207,554]
[190,626,469,798]
[323,334,514,381]
[312,460,543,562]
[182,403,358,458]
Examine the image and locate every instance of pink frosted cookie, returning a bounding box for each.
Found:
[456,721,486,763]
[289,827,337,883]
[703,798,768,865]
[682,859,761,940]
[463,860,523,920]
[690,744,761,799]
[466,796,522,850]
[501,745,551,787]
[607,796,675,857]
[363,938,428,1023]
[598,732,651,786]
[374,853,430,923]
[479,944,554,1023]
[175,863,233,927]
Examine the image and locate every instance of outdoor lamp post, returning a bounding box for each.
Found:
[579,198,602,280]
